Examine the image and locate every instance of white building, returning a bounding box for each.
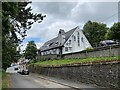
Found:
[40,26,92,55]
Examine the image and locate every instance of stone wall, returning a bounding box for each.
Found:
[29,61,120,89]
[63,45,120,59]
[38,45,120,60]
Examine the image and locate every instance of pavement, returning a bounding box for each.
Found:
[30,73,107,90]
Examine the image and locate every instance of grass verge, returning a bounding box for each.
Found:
[1,69,10,89]
[0,69,2,89]
[30,56,119,67]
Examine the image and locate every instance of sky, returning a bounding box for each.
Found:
[20,0,119,52]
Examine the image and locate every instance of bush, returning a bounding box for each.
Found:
[85,47,94,51]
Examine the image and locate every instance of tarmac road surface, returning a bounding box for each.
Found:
[9,73,73,88]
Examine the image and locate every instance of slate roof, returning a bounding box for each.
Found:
[40,26,78,51]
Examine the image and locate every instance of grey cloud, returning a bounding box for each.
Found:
[70,2,118,24]
[32,2,118,24]
[26,2,118,44]
[32,2,77,20]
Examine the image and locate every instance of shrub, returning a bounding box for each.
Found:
[85,47,94,51]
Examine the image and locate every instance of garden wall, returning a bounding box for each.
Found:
[63,45,120,59]
[29,61,120,89]
[38,45,120,60]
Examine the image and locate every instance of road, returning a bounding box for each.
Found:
[7,66,101,89]
[10,73,73,88]
[7,66,74,88]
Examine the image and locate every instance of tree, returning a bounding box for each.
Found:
[105,22,120,40]
[24,41,37,61]
[2,1,46,70]
[83,21,108,47]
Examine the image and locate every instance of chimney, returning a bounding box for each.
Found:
[58,29,65,45]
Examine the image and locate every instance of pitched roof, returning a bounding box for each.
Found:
[40,26,78,51]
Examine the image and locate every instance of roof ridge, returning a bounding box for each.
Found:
[43,26,78,44]
[65,26,78,34]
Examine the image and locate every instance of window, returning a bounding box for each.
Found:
[55,41,58,45]
[77,32,80,46]
[65,47,68,51]
[66,43,68,45]
[53,49,56,54]
[74,36,76,41]
[49,42,53,46]
[72,35,76,41]
[81,37,84,42]
[69,40,71,45]
[69,47,72,51]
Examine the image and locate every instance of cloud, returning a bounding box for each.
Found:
[21,1,118,50]
[70,2,118,23]
[26,20,79,41]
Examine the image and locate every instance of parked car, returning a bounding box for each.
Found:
[18,68,29,75]
[99,40,117,46]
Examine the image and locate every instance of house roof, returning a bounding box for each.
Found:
[40,26,78,51]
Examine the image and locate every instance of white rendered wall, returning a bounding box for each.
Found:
[63,27,92,54]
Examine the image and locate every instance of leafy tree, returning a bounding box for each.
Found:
[105,22,120,40]
[24,41,37,61]
[2,1,46,70]
[83,21,108,47]
[0,2,2,68]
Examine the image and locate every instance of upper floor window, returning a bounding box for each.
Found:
[69,40,71,45]
[69,47,72,51]
[74,36,76,41]
[65,47,68,52]
[55,41,58,45]
[81,37,84,42]
[66,43,68,45]
[77,32,80,46]
[72,35,76,41]
[49,42,53,46]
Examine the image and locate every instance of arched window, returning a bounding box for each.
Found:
[81,37,84,42]
[77,32,80,46]
[72,35,76,41]
[69,40,71,45]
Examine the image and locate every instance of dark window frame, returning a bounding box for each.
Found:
[65,47,68,52]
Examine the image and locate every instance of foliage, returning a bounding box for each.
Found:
[30,56,119,67]
[24,41,38,60]
[105,22,120,40]
[83,21,108,47]
[2,1,46,70]
[85,47,94,51]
